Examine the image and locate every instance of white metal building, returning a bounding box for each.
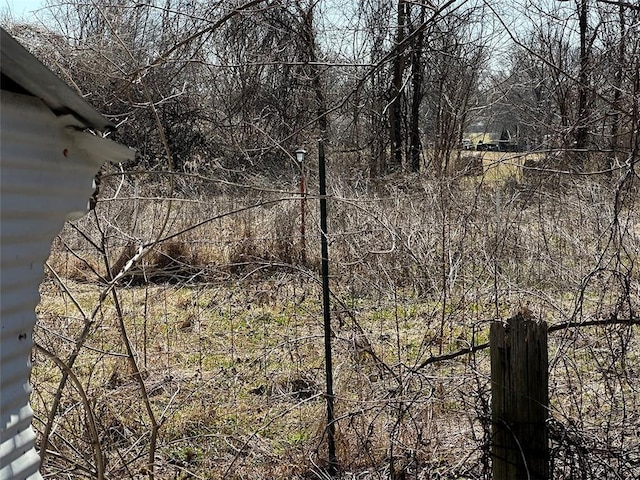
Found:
[1,28,134,479]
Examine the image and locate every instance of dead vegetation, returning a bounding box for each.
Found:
[34,154,639,479]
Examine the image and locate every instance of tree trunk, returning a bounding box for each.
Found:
[371,68,388,177]
[389,0,409,172]
[409,6,425,173]
[609,3,625,170]
[301,3,328,139]
[574,0,590,170]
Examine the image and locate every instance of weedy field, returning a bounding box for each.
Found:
[34,153,639,479]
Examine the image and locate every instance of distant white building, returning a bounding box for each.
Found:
[0,27,134,479]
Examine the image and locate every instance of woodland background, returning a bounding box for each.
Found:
[2,0,639,478]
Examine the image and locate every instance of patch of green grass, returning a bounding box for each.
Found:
[35,174,639,478]
[167,445,203,467]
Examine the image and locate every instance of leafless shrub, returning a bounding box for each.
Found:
[32,154,639,479]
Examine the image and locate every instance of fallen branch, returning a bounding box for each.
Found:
[412,316,639,373]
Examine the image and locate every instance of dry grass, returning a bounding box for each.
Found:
[33,157,640,479]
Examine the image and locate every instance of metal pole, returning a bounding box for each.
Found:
[318,139,337,473]
[300,163,306,265]
[296,148,307,265]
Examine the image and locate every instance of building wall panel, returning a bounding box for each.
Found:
[1,91,130,480]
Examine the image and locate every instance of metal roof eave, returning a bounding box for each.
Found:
[0,27,115,132]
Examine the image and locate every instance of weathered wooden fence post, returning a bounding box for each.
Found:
[491,311,549,480]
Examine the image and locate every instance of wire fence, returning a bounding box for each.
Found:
[34,152,639,479]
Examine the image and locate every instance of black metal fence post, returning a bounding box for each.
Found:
[318,139,337,474]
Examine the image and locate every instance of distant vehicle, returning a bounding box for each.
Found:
[463,129,520,152]
[462,139,474,150]
[476,140,499,151]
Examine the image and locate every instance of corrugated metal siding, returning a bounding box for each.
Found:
[0,91,132,479]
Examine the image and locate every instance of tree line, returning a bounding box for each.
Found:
[4,0,639,178]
